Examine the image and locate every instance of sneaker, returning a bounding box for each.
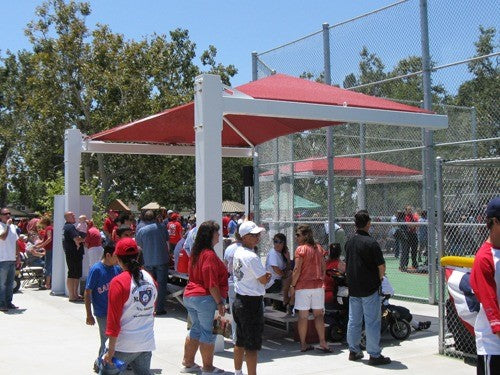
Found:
[368,355,391,366]
[180,364,201,373]
[0,306,8,312]
[348,351,364,361]
[417,321,431,330]
[155,310,167,316]
[93,360,99,373]
[7,303,18,309]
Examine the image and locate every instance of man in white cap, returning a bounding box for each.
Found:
[232,221,271,375]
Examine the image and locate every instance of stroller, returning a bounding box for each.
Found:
[324,268,349,342]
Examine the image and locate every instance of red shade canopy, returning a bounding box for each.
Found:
[90,74,430,148]
[260,157,421,177]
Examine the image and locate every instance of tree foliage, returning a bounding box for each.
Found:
[1,0,250,213]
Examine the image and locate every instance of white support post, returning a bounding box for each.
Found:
[65,127,82,214]
[53,127,82,295]
[194,74,224,258]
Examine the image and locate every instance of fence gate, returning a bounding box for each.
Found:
[436,156,500,361]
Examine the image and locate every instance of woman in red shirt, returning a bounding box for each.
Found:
[181,220,228,375]
[289,224,330,353]
[35,216,53,289]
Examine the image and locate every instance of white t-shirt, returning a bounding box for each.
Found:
[265,248,286,287]
[0,222,18,262]
[224,242,240,284]
[233,245,267,296]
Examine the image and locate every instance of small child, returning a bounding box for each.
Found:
[84,244,121,373]
[76,214,88,234]
[381,276,431,331]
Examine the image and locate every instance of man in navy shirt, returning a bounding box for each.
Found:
[62,211,84,302]
[84,244,121,373]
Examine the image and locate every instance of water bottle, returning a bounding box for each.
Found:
[111,357,127,371]
[99,355,127,371]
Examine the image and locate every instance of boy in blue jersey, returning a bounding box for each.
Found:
[84,243,121,373]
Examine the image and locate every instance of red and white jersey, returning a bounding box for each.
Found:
[470,240,500,355]
[106,269,157,353]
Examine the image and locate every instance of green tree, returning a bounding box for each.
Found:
[4,0,243,213]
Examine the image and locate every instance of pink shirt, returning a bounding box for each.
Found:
[295,244,326,290]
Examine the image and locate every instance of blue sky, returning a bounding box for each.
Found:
[0,0,397,86]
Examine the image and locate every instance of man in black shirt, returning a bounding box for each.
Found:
[345,210,391,366]
[62,211,84,302]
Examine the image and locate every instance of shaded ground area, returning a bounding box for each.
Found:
[1,285,474,374]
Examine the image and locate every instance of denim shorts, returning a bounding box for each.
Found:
[183,295,217,344]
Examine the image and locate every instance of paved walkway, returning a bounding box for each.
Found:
[2,285,473,374]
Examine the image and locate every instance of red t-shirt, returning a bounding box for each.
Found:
[103,217,117,235]
[404,213,418,233]
[42,225,53,251]
[85,226,102,248]
[184,249,228,298]
[222,216,230,237]
[295,244,326,290]
[17,239,26,253]
[167,221,182,244]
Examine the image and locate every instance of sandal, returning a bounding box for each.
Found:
[180,363,201,373]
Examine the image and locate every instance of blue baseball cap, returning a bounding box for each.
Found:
[486,197,500,218]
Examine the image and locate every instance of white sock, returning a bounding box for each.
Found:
[235,370,244,375]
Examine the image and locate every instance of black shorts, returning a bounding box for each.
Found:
[477,354,500,375]
[233,293,264,351]
[65,248,83,279]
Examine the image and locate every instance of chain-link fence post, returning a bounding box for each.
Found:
[420,0,437,304]
[358,123,367,210]
[436,156,445,355]
[251,52,261,224]
[323,22,336,244]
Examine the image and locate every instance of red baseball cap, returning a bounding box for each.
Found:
[114,238,139,256]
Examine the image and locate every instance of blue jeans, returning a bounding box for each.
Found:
[183,295,217,344]
[145,263,168,312]
[228,281,237,343]
[44,250,53,277]
[0,261,16,308]
[96,316,108,360]
[347,290,382,357]
[99,351,152,375]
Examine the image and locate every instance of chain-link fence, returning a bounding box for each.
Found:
[436,157,500,362]
[252,0,499,303]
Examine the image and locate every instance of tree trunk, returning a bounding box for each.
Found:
[97,153,110,205]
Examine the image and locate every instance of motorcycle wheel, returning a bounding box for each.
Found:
[390,319,411,340]
[329,322,346,342]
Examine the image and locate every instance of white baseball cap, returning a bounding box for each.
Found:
[238,221,265,237]
[167,210,173,214]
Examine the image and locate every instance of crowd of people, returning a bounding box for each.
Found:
[5,199,498,375]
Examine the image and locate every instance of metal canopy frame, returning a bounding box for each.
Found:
[55,73,448,295]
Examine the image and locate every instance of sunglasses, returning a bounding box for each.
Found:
[273,239,284,244]
[1,212,11,216]
[295,233,302,237]
[249,233,261,237]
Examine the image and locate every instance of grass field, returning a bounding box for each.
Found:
[385,256,432,301]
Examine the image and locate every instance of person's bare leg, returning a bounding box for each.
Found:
[244,350,258,375]
[234,345,244,372]
[182,336,200,367]
[45,275,51,289]
[67,278,79,300]
[281,275,292,306]
[297,310,310,350]
[66,278,74,299]
[199,342,215,371]
[313,309,328,349]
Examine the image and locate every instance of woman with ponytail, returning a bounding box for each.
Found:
[101,238,158,374]
[181,221,228,375]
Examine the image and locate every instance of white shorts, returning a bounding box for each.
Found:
[294,288,325,311]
